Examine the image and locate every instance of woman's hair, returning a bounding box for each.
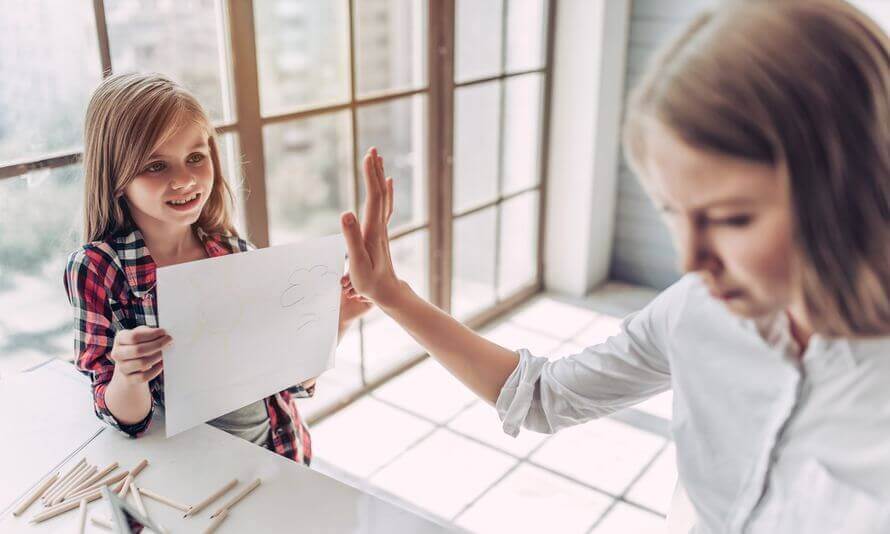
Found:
[82,72,238,243]
[624,0,890,337]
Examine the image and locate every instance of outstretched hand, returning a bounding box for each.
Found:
[339,147,402,307]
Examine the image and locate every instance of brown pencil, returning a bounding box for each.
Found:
[12,472,58,516]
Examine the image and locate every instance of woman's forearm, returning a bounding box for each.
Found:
[379,281,520,405]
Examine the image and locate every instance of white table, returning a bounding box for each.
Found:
[0,360,102,517]
[2,363,458,533]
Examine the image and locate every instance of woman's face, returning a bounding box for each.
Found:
[123,120,214,232]
[642,120,796,319]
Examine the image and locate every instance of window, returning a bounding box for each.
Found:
[0,0,554,417]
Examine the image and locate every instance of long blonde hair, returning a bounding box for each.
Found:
[624,0,890,337]
[82,73,238,243]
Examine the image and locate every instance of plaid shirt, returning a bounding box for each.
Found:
[64,228,313,465]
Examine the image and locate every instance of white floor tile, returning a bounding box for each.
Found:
[369,428,517,520]
[530,417,665,495]
[592,503,665,534]
[626,444,677,514]
[372,359,478,423]
[507,297,599,339]
[311,396,435,478]
[447,401,549,458]
[455,463,613,534]
[573,315,624,346]
[634,390,674,420]
[480,321,564,357]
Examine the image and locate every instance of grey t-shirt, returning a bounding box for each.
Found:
[207,399,271,448]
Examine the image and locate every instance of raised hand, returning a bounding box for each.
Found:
[339,147,401,306]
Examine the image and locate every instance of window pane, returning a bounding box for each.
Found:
[505,0,548,72]
[361,230,428,382]
[357,95,427,229]
[254,0,351,115]
[455,0,503,83]
[0,0,102,164]
[105,0,232,122]
[452,208,497,320]
[215,133,247,237]
[354,0,427,97]
[502,73,543,195]
[265,111,354,245]
[453,82,500,214]
[850,1,890,32]
[498,191,539,298]
[0,166,83,372]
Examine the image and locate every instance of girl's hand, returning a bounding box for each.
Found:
[339,147,402,306]
[109,326,171,385]
[339,274,373,326]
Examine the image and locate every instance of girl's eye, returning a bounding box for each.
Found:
[187,153,206,164]
[143,161,166,173]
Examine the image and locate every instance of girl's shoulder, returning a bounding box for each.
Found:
[66,230,146,281]
[200,229,255,254]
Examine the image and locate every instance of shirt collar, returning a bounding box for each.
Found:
[112,226,233,299]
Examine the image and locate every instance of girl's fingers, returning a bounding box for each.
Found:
[385,177,394,225]
[114,336,172,361]
[137,360,164,383]
[117,326,167,346]
[341,212,370,270]
[121,352,163,375]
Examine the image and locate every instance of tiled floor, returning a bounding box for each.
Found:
[311,283,679,533]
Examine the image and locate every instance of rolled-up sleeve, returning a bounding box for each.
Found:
[496,277,692,436]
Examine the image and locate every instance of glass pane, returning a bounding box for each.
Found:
[354,0,427,96]
[502,73,543,195]
[298,325,363,420]
[453,82,500,214]
[505,0,548,72]
[265,111,354,245]
[0,166,84,372]
[0,0,101,164]
[455,0,503,83]
[452,208,497,320]
[215,133,248,237]
[254,0,351,115]
[361,230,428,382]
[357,95,427,229]
[498,191,539,298]
[850,1,890,32]
[105,0,232,122]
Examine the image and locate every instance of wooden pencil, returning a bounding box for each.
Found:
[203,508,228,534]
[184,478,238,518]
[138,487,191,512]
[12,472,58,516]
[43,461,88,505]
[210,478,261,519]
[29,489,102,523]
[77,498,88,534]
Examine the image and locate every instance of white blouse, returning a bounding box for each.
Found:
[497,274,890,533]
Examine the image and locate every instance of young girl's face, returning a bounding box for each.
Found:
[124,120,214,231]
[642,120,796,319]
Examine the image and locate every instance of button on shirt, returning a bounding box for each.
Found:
[497,274,890,533]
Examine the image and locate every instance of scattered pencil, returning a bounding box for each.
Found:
[64,470,129,503]
[203,508,228,534]
[130,484,149,517]
[70,461,118,496]
[130,458,149,478]
[185,478,238,518]
[210,478,261,519]
[91,515,113,530]
[77,498,88,534]
[44,461,88,505]
[12,472,58,516]
[118,473,134,498]
[138,487,191,512]
[29,489,102,524]
[56,465,98,504]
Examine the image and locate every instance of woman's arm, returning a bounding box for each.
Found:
[340,148,520,404]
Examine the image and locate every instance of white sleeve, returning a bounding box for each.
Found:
[496,277,692,436]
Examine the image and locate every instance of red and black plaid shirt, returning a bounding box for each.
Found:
[64,228,313,465]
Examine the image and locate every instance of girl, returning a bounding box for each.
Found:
[65,73,372,466]
[342,1,889,532]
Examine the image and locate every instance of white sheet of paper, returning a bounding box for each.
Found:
[157,234,345,437]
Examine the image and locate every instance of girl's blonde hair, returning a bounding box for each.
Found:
[82,73,238,243]
[624,0,890,337]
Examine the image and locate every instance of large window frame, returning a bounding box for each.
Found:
[0,0,556,414]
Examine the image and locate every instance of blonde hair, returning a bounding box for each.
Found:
[624,0,890,337]
[82,73,238,243]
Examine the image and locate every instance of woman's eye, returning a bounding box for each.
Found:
[144,161,166,173]
[187,153,206,164]
[713,215,752,227]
